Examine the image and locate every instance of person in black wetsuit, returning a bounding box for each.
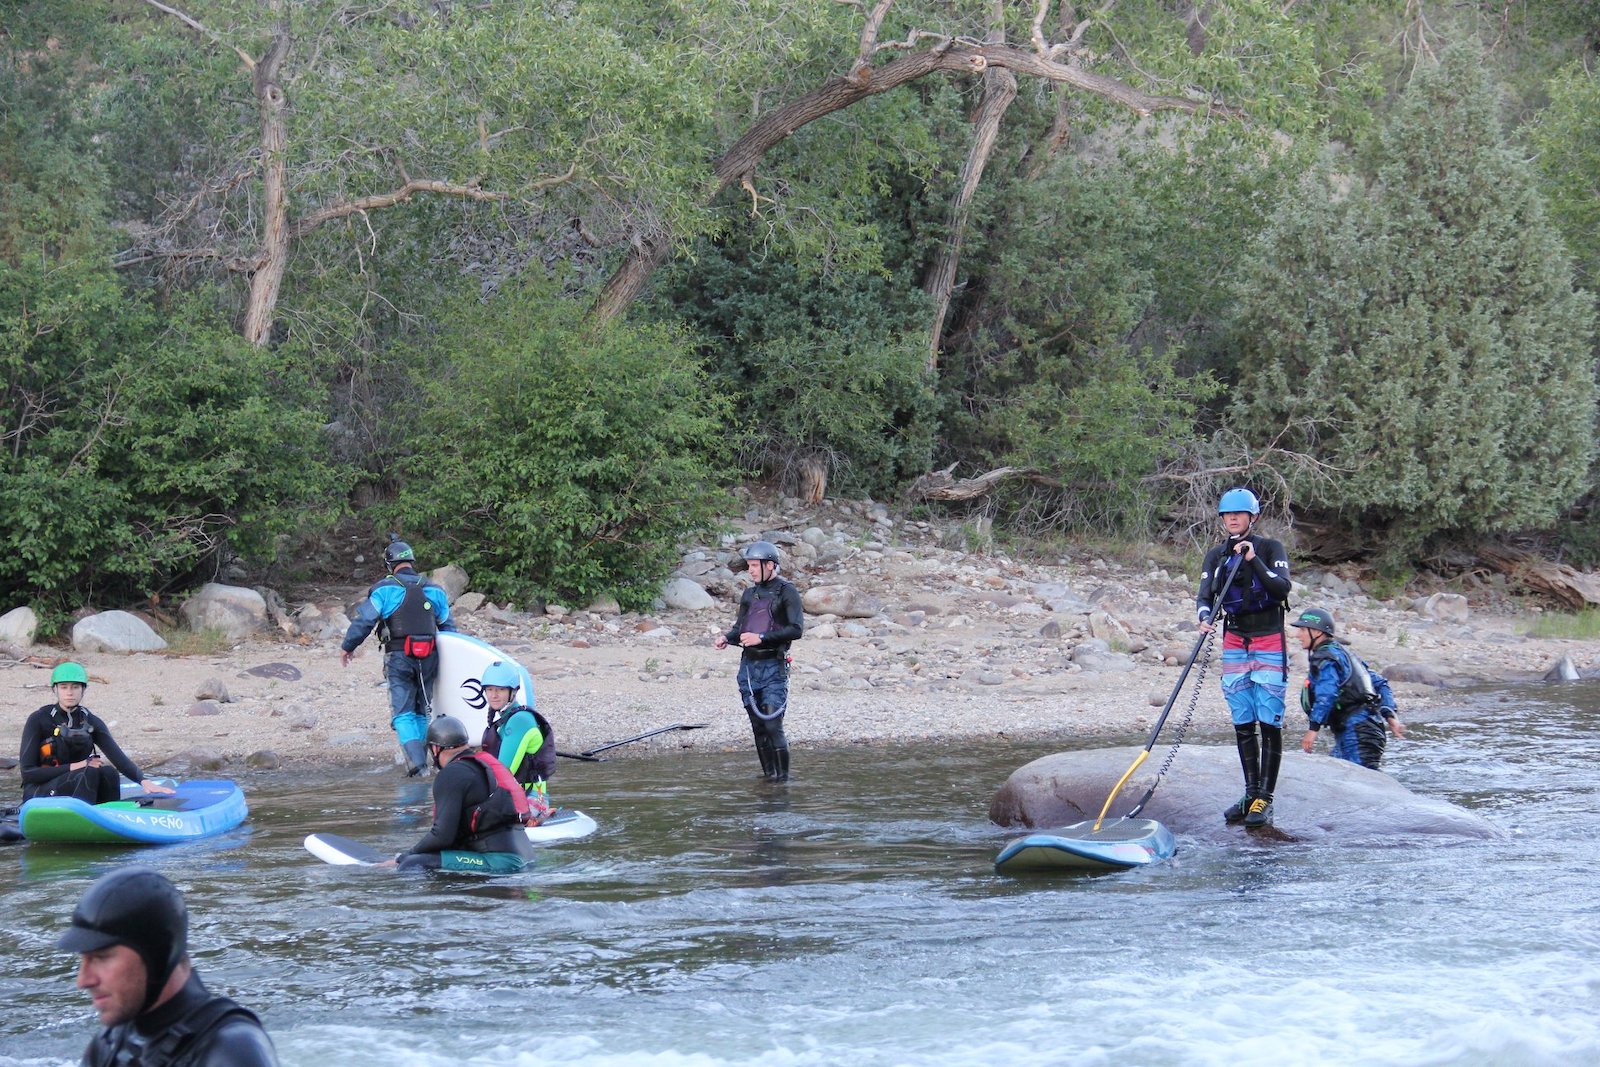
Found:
[59,866,279,1067]
[1195,488,1293,828]
[391,715,538,874]
[19,662,174,803]
[714,540,804,781]
[339,534,458,776]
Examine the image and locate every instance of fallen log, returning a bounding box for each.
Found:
[1478,544,1600,609]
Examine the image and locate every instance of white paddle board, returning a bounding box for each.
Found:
[432,631,538,742]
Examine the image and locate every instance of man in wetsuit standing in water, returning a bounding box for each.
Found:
[59,867,279,1066]
[715,540,804,780]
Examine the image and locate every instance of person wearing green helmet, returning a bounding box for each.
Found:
[18,663,175,804]
[60,867,279,1066]
[1195,488,1293,828]
[714,540,804,780]
[339,532,458,776]
[1292,607,1405,769]
[477,660,556,815]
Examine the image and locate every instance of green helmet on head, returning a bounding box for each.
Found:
[1292,607,1336,636]
[51,662,89,687]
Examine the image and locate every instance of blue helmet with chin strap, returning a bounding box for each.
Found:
[1218,487,1260,516]
[480,661,521,692]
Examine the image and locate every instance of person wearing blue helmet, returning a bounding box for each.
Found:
[1196,488,1293,827]
[1292,607,1405,769]
[715,540,804,780]
[478,659,556,815]
[339,533,458,776]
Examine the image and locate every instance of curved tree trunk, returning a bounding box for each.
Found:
[589,41,1223,327]
[241,17,291,347]
[923,65,1016,370]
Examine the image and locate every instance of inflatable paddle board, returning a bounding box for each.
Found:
[433,631,538,742]
[994,818,1176,874]
[303,807,596,866]
[20,780,248,845]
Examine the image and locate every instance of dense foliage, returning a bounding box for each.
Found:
[1230,42,1596,561]
[3,1,1598,613]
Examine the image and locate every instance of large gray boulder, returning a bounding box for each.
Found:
[803,585,882,619]
[990,745,1502,845]
[180,583,266,639]
[0,605,38,646]
[72,611,167,654]
[661,577,717,611]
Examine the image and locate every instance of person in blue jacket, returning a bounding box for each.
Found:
[1293,607,1406,769]
[340,534,456,775]
[478,659,555,816]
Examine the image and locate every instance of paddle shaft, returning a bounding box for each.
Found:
[580,722,711,758]
[1091,550,1247,829]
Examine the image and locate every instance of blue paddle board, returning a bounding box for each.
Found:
[20,780,247,845]
[995,818,1176,874]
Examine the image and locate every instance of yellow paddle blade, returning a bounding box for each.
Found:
[1092,749,1149,832]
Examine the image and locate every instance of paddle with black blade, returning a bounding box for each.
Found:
[557,722,711,762]
[1090,549,1245,831]
[993,550,1249,874]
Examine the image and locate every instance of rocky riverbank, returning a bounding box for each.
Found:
[3,491,1596,786]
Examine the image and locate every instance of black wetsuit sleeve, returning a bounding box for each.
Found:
[1195,545,1229,622]
[1250,537,1293,600]
[85,713,143,784]
[18,707,65,788]
[408,760,476,854]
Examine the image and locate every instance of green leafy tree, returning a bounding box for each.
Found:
[1231,41,1596,560]
[1529,63,1600,287]
[392,284,732,610]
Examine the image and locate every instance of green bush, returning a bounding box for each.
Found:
[391,285,734,610]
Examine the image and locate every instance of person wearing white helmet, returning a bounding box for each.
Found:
[714,540,804,780]
[18,662,174,804]
[1196,488,1293,828]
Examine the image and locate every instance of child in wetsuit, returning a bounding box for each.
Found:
[1196,488,1292,827]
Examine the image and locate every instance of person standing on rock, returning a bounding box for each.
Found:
[1196,488,1292,828]
[339,534,457,776]
[714,540,804,780]
[1292,607,1405,769]
[19,662,176,804]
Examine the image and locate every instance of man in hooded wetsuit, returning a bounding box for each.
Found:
[340,534,457,776]
[714,540,804,780]
[1292,607,1406,769]
[19,662,175,804]
[60,867,279,1066]
[1196,488,1292,827]
[393,715,538,874]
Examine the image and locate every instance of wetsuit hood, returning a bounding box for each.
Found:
[58,866,188,1013]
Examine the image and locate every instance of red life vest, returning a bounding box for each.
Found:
[460,750,536,834]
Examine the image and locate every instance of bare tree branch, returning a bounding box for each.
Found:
[138,0,256,71]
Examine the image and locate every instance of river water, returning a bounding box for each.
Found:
[2,682,1597,1067]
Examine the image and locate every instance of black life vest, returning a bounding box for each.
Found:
[39,708,96,766]
[1303,640,1379,722]
[378,574,439,644]
[91,996,259,1067]
[489,706,557,788]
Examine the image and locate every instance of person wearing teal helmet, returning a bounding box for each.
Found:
[1292,608,1405,769]
[339,532,458,776]
[18,663,175,803]
[714,540,805,780]
[61,867,279,1066]
[477,660,556,814]
[1195,488,1293,828]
